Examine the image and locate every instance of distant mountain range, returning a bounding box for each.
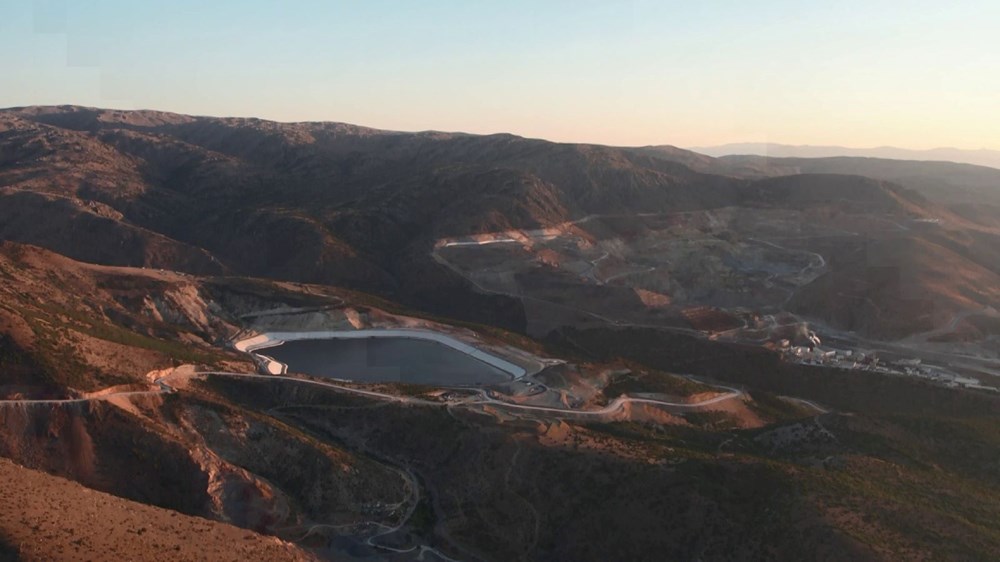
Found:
[691,142,1000,170]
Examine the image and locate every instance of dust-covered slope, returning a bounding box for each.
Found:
[0,457,314,562]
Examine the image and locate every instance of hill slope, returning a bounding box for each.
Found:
[0,457,314,562]
[715,154,1000,209]
[0,240,998,560]
[3,105,982,332]
[692,142,1000,170]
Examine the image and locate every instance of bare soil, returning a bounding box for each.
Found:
[0,457,315,562]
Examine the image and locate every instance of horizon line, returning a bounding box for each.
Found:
[4,103,999,155]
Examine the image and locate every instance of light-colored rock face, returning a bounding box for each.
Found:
[247,310,359,333]
[163,284,213,331]
[344,307,364,328]
[140,283,217,333]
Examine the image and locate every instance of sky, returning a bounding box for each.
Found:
[2,0,999,150]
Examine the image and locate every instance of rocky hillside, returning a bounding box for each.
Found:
[0,241,359,396]
[7,105,997,337]
[0,238,998,560]
[0,242,232,396]
[0,105,737,293]
[0,243,418,557]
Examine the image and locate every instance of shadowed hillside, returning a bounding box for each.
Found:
[6,105,994,338]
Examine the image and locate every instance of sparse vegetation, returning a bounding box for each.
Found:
[745,390,815,422]
[603,368,710,399]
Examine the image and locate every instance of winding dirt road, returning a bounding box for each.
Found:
[165,370,744,417]
[0,368,744,420]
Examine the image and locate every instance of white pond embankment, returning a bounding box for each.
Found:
[234,329,528,379]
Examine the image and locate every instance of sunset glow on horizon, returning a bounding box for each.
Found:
[3,0,999,150]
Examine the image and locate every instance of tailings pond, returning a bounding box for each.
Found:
[261,336,513,385]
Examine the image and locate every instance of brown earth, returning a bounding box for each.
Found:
[0,456,315,562]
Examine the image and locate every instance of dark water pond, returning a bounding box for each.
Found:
[262,337,511,385]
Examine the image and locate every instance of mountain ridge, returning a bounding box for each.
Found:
[691,141,1000,170]
[3,105,996,338]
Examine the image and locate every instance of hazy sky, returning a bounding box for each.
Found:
[3,0,999,149]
